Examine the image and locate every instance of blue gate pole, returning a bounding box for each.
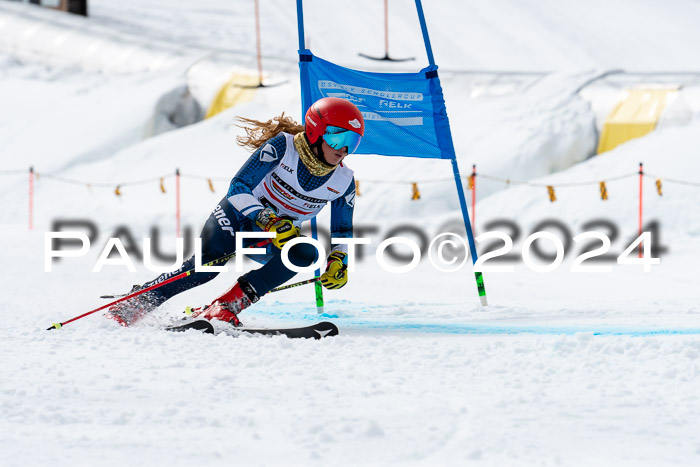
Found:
[451,159,488,305]
[415,0,487,305]
[297,0,325,313]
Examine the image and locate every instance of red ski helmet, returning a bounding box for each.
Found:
[304,97,365,154]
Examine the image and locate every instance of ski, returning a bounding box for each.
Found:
[166,320,215,333]
[237,321,339,339]
[165,320,339,339]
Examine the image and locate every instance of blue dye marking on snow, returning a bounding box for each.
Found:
[253,308,700,336]
[341,321,700,337]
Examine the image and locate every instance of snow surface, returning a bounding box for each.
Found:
[2,1,700,466]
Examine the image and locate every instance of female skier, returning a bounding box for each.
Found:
[106,97,363,327]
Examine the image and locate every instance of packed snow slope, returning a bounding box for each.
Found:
[2,1,700,466]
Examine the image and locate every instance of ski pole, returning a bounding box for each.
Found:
[268,262,347,294]
[47,239,272,330]
[269,277,320,293]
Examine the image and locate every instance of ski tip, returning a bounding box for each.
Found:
[315,321,339,338]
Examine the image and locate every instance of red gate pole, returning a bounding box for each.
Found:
[384,0,389,58]
[638,162,643,258]
[29,166,34,231]
[255,0,263,86]
[176,168,181,238]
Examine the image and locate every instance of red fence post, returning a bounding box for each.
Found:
[471,164,476,234]
[255,0,263,86]
[176,168,181,238]
[638,162,643,258]
[384,0,389,58]
[29,166,34,231]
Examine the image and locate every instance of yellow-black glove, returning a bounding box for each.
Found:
[320,251,348,289]
[256,209,300,249]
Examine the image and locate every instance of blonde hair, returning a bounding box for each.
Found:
[235,113,305,151]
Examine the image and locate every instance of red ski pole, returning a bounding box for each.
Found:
[47,239,272,330]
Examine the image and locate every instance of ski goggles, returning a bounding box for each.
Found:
[322,126,363,154]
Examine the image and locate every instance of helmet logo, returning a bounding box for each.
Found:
[348,119,361,129]
[307,116,318,127]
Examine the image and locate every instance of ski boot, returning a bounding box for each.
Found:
[105,285,158,327]
[190,276,259,327]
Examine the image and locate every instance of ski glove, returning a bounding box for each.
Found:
[320,251,348,289]
[256,208,300,250]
